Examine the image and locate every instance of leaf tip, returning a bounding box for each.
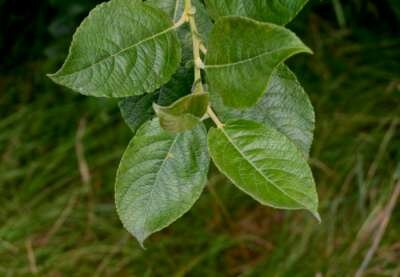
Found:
[311,210,322,223]
[131,229,150,250]
[46,71,62,84]
[46,72,55,80]
[306,47,314,55]
[137,238,147,250]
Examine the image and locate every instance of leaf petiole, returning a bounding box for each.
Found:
[173,10,189,28]
[184,0,224,129]
[207,106,224,129]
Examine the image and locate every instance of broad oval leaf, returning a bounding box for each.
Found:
[48,0,181,97]
[205,0,309,25]
[211,64,315,156]
[154,92,209,133]
[116,119,210,245]
[205,16,312,108]
[208,119,319,219]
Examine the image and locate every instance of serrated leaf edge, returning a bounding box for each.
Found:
[208,121,319,219]
[115,121,210,246]
[48,0,183,97]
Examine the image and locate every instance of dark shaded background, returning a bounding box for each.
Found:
[1,0,399,276]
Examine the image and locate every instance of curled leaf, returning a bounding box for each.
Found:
[154,92,209,133]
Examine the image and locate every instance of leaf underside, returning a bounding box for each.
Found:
[49,0,181,97]
[205,0,309,25]
[211,64,315,156]
[205,16,312,108]
[208,119,319,218]
[116,119,210,245]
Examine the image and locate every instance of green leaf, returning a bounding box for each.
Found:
[119,93,158,133]
[205,16,312,108]
[116,119,210,245]
[204,0,309,25]
[208,119,319,219]
[48,0,181,97]
[154,92,209,133]
[119,67,194,133]
[147,0,185,22]
[211,64,315,156]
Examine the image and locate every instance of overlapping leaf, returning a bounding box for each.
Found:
[48,0,181,97]
[211,64,315,156]
[116,119,210,245]
[119,67,194,133]
[208,119,319,219]
[205,16,312,108]
[157,67,194,105]
[154,92,209,133]
[205,0,309,25]
[119,93,158,133]
[48,0,320,243]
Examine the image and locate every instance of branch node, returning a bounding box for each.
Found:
[195,57,205,69]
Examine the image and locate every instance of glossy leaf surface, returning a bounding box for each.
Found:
[211,64,315,156]
[49,0,181,97]
[208,119,319,218]
[205,0,309,25]
[205,16,312,108]
[116,119,209,245]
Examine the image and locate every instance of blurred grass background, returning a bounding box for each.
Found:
[1,0,400,276]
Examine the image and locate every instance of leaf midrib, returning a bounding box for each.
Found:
[205,47,305,69]
[219,127,307,209]
[55,24,178,78]
[144,134,180,224]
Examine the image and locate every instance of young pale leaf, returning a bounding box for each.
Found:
[116,119,210,245]
[205,16,312,108]
[119,67,194,133]
[119,93,158,133]
[205,0,309,25]
[208,119,320,220]
[48,0,181,97]
[154,93,209,133]
[211,64,315,156]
